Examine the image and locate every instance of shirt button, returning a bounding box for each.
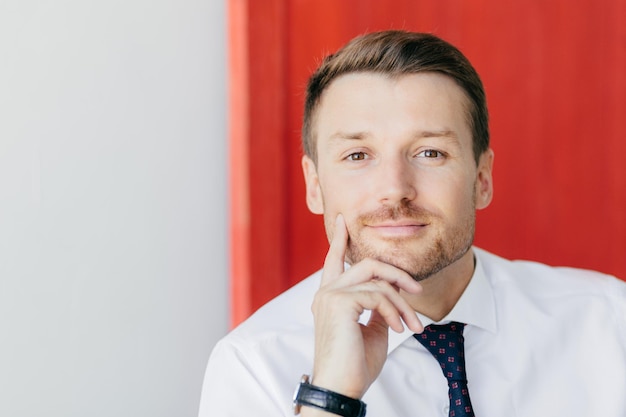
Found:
[443,405,450,416]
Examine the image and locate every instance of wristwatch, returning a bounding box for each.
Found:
[292,374,367,417]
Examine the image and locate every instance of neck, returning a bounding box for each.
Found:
[401,249,475,322]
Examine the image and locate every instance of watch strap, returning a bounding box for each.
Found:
[293,375,366,417]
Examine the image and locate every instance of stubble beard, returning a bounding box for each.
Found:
[344,201,476,282]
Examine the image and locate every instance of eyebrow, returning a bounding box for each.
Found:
[419,129,458,139]
[328,129,460,142]
[328,131,369,141]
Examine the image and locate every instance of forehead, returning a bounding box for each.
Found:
[314,72,472,150]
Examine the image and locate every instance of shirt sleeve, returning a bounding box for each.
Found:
[197,338,288,417]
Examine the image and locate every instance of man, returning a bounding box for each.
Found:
[199,31,626,417]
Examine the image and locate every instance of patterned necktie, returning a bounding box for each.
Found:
[414,322,475,417]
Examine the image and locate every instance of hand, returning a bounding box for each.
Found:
[308,214,423,400]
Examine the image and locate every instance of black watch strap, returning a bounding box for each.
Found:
[293,375,367,417]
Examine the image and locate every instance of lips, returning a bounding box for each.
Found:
[364,221,428,237]
[357,203,434,238]
[367,220,428,228]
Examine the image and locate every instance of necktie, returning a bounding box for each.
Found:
[414,322,475,417]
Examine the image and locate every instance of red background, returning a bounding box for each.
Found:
[229,0,626,326]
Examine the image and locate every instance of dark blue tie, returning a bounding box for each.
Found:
[414,322,475,417]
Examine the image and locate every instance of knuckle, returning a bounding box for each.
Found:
[312,288,339,310]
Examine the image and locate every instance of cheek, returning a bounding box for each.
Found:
[318,179,367,240]
[452,179,479,214]
[419,173,476,216]
[318,175,365,213]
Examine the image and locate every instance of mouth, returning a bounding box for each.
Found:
[365,220,428,238]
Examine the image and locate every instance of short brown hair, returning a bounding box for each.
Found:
[302,30,489,164]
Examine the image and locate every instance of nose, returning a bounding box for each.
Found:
[374,155,417,205]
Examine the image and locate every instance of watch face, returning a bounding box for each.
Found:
[292,385,301,415]
[292,375,309,415]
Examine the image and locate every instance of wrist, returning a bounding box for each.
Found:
[293,375,367,417]
[299,408,337,417]
[309,374,365,400]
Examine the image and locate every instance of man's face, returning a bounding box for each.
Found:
[302,72,493,281]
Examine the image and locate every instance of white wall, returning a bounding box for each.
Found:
[0,1,228,416]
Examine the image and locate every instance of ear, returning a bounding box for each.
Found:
[475,149,494,210]
[302,155,324,214]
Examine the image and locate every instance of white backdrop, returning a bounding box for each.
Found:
[0,1,228,416]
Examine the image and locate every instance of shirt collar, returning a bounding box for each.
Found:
[387,247,497,354]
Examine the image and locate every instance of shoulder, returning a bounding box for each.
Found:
[472,248,626,390]
[474,248,626,291]
[207,268,322,367]
[474,247,626,318]
[226,270,321,346]
[199,271,322,417]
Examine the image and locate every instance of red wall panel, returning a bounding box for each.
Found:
[230,0,626,326]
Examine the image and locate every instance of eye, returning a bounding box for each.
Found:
[418,149,445,159]
[346,152,368,161]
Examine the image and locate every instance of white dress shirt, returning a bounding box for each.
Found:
[198,248,626,416]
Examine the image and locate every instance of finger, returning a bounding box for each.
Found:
[321,214,348,285]
[357,280,424,333]
[349,284,423,333]
[331,258,422,295]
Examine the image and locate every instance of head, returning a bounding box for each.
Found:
[301,31,494,281]
[302,30,489,165]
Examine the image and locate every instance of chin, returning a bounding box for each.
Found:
[348,238,473,282]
